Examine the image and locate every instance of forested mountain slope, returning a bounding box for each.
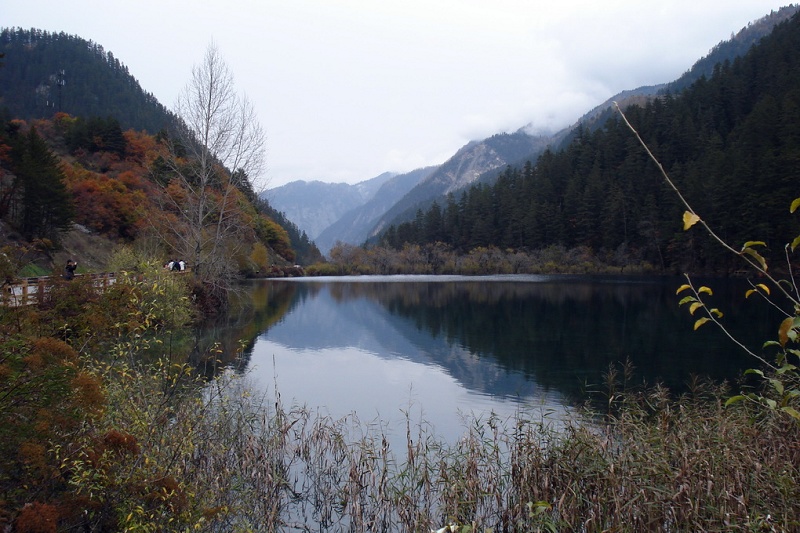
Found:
[0,28,178,134]
[367,132,550,240]
[548,4,800,149]
[0,113,305,275]
[0,29,320,271]
[379,11,800,275]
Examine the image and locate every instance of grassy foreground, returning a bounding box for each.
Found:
[170,368,799,533]
[1,262,799,532]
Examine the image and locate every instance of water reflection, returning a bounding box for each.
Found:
[181,281,297,376]
[188,275,778,441]
[263,276,772,393]
[215,276,777,440]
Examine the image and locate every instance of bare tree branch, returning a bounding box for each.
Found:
[149,43,266,300]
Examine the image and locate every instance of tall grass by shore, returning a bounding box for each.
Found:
[76,358,799,532]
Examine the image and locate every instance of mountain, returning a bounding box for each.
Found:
[665,5,800,95]
[268,6,799,258]
[0,28,178,134]
[377,8,800,273]
[0,28,308,276]
[367,132,552,240]
[270,131,546,255]
[368,5,800,243]
[314,166,437,254]
[255,200,324,265]
[263,172,395,241]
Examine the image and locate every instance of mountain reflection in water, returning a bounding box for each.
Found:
[210,275,776,442]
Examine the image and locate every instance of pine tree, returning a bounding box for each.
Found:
[13,127,74,240]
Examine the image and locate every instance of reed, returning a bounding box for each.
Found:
[81,363,799,532]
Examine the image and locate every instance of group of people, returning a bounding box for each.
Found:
[166,259,186,272]
[62,258,186,280]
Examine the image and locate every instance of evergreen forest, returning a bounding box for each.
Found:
[0,28,178,134]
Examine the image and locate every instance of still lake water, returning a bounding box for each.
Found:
[208,274,778,444]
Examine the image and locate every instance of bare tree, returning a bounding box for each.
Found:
[154,42,266,301]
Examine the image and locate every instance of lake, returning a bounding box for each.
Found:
[199,274,779,445]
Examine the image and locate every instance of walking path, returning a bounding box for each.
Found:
[1,272,117,307]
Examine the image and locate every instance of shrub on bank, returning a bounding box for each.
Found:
[318,243,660,277]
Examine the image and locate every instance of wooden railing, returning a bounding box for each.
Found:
[1,272,117,307]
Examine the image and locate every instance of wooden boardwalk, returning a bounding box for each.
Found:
[1,272,117,307]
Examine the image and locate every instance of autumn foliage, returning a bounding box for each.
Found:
[0,330,105,530]
[0,263,195,530]
[0,114,295,271]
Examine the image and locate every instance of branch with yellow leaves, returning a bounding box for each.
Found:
[613,102,800,308]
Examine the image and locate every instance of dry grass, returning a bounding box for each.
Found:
[115,367,799,532]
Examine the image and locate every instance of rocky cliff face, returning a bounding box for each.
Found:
[367,131,553,238]
[267,132,553,254]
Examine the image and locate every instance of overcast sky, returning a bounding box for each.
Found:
[3,1,790,188]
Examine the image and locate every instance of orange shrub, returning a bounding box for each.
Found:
[14,502,58,533]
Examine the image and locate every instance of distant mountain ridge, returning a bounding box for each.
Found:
[264,172,396,241]
[314,166,437,254]
[367,132,552,240]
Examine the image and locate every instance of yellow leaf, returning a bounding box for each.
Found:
[745,289,755,299]
[689,302,704,315]
[683,211,701,230]
[698,286,713,295]
[791,197,800,213]
[741,247,768,271]
[725,395,747,406]
[742,241,766,249]
[779,316,794,348]
[694,317,710,330]
[791,235,800,252]
[676,284,691,294]
[756,283,770,295]
[781,406,800,422]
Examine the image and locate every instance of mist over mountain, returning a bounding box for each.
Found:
[540,3,800,153]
